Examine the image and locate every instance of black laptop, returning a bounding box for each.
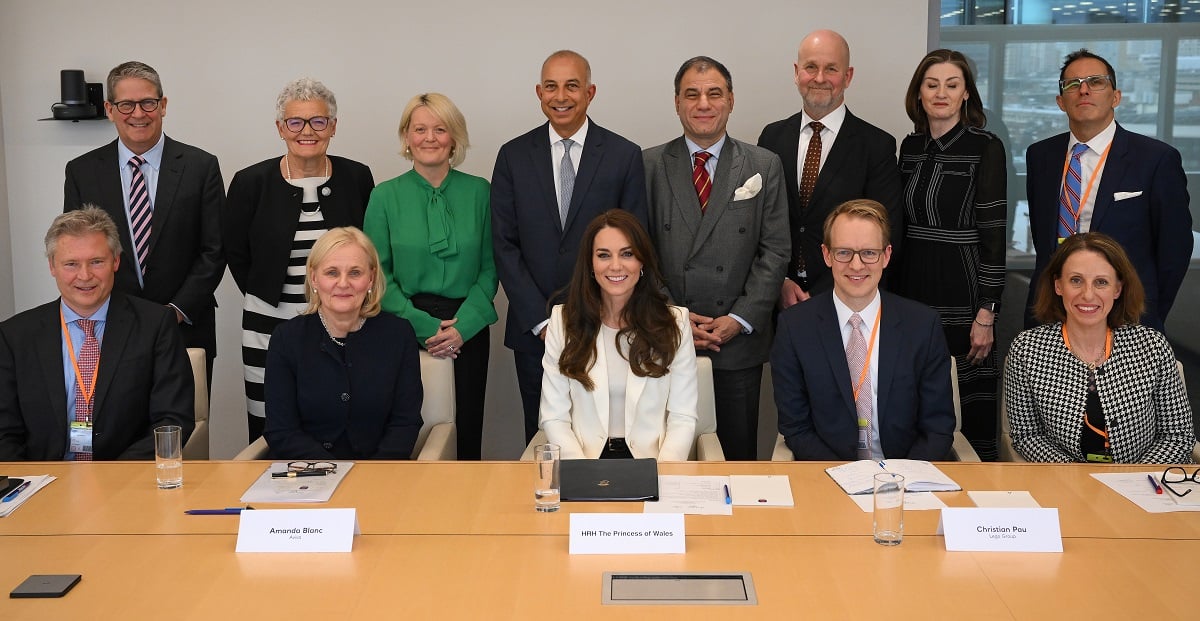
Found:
[560,458,659,502]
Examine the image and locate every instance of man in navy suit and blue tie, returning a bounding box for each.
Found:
[1025,49,1192,332]
[491,50,648,443]
[772,199,954,461]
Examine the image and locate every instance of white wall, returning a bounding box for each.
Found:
[0,0,928,458]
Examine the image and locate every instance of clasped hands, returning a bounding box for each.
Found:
[690,312,741,352]
[426,318,463,359]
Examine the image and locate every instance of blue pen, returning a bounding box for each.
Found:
[184,507,255,515]
[878,460,887,469]
[1147,474,1163,495]
[723,484,732,505]
[2,480,30,502]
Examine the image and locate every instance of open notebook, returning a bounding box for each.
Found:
[825,460,960,495]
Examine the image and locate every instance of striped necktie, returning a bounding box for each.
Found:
[127,155,153,274]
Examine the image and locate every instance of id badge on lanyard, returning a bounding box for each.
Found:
[69,421,94,454]
[857,418,870,453]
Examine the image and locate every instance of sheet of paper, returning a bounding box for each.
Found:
[848,491,947,512]
[0,475,56,518]
[968,491,1041,508]
[240,462,355,504]
[643,475,732,515]
[729,475,794,506]
[1091,472,1200,513]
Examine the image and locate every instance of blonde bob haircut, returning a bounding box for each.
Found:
[398,92,470,168]
[303,227,385,318]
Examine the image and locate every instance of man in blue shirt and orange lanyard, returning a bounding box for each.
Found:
[0,207,193,461]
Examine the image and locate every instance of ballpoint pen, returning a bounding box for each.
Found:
[271,470,331,478]
[1147,474,1163,495]
[184,507,256,515]
[2,480,31,502]
[723,484,732,505]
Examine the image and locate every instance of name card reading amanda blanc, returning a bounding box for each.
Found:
[236,508,360,553]
[569,513,685,555]
[940,507,1062,553]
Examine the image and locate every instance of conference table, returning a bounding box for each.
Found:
[1,460,1196,619]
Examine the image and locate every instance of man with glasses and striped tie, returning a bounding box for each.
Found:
[0,207,193,461]
[64,61,225,385]
[1025,49,1191,333]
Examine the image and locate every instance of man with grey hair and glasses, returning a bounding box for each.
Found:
[0,207,193,461]
[64,60,225,383]
[1024,48,1191,333]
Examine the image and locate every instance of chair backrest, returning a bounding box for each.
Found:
[695,356,717,436]
[183,348,209,460]
[949,356,962,433]
[414,350,456,456]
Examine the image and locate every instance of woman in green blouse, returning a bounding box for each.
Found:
[364,93,498,460]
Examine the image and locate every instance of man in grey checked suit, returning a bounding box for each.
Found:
[643,56,790,460]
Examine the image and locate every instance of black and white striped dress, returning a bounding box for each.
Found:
[241,176,328,423]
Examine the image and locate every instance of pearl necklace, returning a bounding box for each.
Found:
[318,311,365,347]
[285,154,329,180]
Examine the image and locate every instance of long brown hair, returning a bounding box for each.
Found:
[558,210,680,390]
[904,48,987,134]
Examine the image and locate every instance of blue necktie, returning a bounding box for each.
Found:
[1057,143,1089,242]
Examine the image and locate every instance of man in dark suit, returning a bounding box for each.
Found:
[772,199,954,461]
[1025,49,1192,332]
[0,207,194,461]
[757,29,902,307]
[644,56,790,460]
[492,50,648,443]
[64,61,225,378]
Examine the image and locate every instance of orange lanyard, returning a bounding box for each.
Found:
[1063,325,1113,445]
[60,309,99,410]
[1058,142,1112,226]
[852,310,882,403]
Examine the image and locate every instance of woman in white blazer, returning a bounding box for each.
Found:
[540,210,698,460]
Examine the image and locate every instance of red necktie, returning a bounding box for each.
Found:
[693,151,713,214]
[73,318,99,461]
[128,156,152,275]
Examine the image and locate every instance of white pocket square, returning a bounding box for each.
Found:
[733,173,763,200]
[1113,191,1143,201]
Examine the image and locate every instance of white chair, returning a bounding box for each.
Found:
[772,357,978,461]
[182,348,209,460]
[234,349,457,460]
[519,355,725,461]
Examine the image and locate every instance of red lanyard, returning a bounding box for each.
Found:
[852,310,882,403]
[59,309,99,408]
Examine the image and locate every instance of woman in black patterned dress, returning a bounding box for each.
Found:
[894,49,1006,460]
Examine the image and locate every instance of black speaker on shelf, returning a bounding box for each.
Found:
[51,69,96,120]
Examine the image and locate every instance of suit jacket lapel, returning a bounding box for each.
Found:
[690,138,744,258]
[663,138,702,238]
[1089,125,1129,231]
[36,304,69,441]
[779,116,802,202]
[812,111,859,209]
[591,330,610,438]
[92,295,133,415]
[565,122,602,233]
[816,296,856,413]
[624,362,648,439]
[528,127,562,235]
[875,294,902,424]
[151,137,183,253]
[96,143,137,268]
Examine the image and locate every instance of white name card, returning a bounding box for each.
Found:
[569,513,685,555]
[940,507,1063,553]
[236,508,360,553]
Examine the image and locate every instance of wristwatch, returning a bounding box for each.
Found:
[980,302,999,314]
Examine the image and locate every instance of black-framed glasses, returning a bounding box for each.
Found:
[1059,75,1113,94]
[271,461,337,478]
[829,248,884,264]
[1160,467,1200,497]
[110,98,162,114]
[283,116,331,133]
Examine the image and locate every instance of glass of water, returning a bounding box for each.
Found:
[873,472,904,545]
[534,443,560,512]
[154,425,183,489]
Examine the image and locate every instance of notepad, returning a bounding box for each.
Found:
[0,475,57,517]
[824,460,960,495]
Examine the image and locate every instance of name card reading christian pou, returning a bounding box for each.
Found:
[570,513,685,555]
[940,507,1063,553]
[236,508,360,553]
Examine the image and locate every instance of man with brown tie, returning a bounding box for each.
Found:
[758,29,902,308]
[0,207,194,461]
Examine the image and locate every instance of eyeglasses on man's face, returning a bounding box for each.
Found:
[283,116,331,133]
[1160,466,1200,497]
[110,98,162,114]
[1059,75,1113,94]
[829,248,884,264]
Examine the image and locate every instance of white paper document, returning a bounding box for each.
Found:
[240,462,355,504]
[969,491,1041,508]
[0,475,56,517]
[1091,472,1200,513]
[644,475,732,515]
[848,491,947,512]
[729,475,794,506]
[825,460,960,495]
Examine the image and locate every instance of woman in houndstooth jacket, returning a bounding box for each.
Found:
[1005,233,1195,463]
